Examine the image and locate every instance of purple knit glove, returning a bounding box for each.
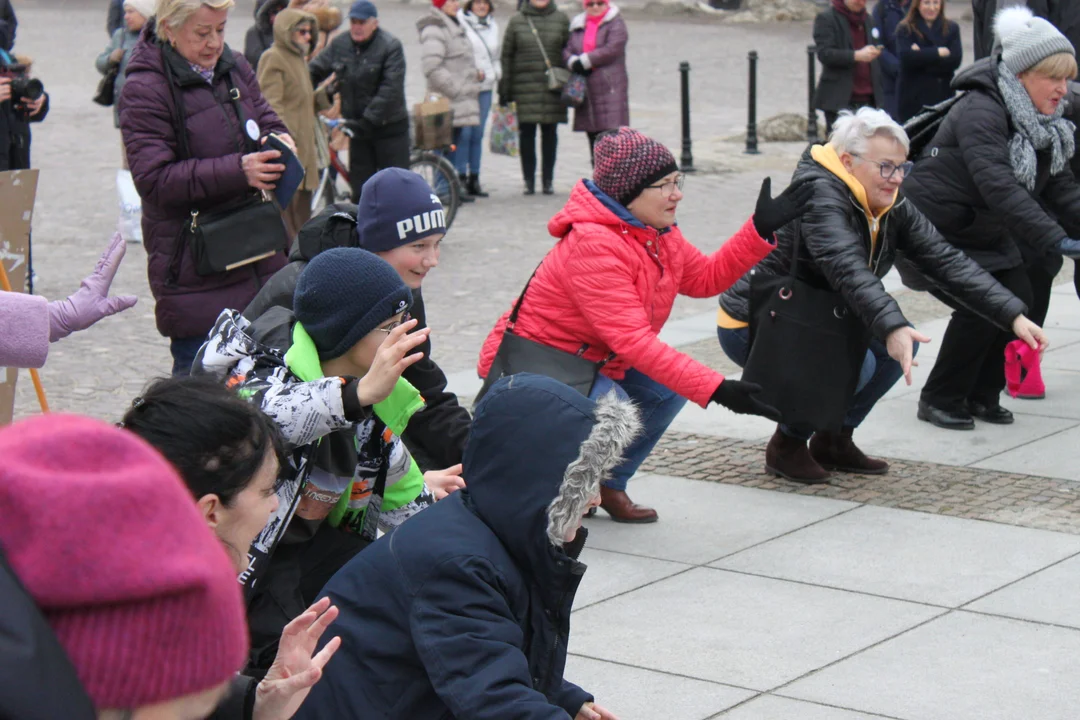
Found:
[48,233,138,342]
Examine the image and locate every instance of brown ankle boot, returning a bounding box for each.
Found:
[809,427,889,475]
[765,428,830,484]
[599,487,658,524]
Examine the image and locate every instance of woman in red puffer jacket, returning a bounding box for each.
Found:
[478,128,811,523]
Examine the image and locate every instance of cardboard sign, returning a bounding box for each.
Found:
[0,169,41,426]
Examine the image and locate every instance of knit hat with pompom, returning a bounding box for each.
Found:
[995,5,1075,75]
[592,128,679,207]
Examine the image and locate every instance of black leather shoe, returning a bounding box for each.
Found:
[542,184,555,195]
[523,179,536,195]
[917,400,975,430]
[966,400,1014,424]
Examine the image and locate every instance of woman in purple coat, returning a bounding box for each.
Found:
[563,0,629,162]
[119,0,291,376]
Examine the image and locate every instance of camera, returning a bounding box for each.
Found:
[0,63,45,102]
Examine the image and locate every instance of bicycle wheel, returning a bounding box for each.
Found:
[409,152,459,230]
[311,168,333,214]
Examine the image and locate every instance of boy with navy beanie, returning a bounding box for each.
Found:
[195,247,465,676]
[243,167,471,473]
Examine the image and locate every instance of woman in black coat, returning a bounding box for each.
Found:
[894,0,962,122]
[901,6,1080,429]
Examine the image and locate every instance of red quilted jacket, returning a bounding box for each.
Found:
[478,180,774,408]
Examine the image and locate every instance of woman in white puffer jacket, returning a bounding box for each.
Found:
[460,0,501,197]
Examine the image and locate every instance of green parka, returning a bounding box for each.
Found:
[499,2,570,125]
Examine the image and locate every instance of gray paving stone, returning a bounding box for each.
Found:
[784,611,1080,720]
[712,505,1080,607]
[720,695,897,720]
[967,555,1080,629]
[583,474,856,564]
[564,656,754,720]
[568,568,942,691]
[971,424,1080,482]
[573,547,690,610]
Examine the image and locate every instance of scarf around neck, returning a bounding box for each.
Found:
[996,59,1076,191]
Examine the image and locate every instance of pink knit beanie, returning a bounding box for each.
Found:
[592,127,679,207]
[0,414,249,711]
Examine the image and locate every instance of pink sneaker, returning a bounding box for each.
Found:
[1005,339,1045,399]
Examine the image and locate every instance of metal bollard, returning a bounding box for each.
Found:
[679,61,695,172]
[807,45,819,143]
[745,51,760,155]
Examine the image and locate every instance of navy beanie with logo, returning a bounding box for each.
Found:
[293,247,413,361]
[357,168,447,253]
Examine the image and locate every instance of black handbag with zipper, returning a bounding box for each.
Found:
[741,219,869,432]
[93,63,120,107]
[163,54,287,277]
[475,266,614,404]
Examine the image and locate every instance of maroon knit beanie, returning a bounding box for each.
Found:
[592,127,680,207]
[0,414,249,711]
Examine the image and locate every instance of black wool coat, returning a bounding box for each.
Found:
[813,6,885,113]
[895,17,962,123]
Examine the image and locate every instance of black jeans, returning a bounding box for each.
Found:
[921,264,1035,412]
[1023,252,1061,326]
[519,122,557,187]
[348,130,411,202]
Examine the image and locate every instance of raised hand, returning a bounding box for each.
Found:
[752,177,814,240]
[355,318,430,407]
[48,233,138,342]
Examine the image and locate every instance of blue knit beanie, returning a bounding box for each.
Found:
[357,168,447,253]
[293,248,413,361]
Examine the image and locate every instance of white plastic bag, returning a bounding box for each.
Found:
[116,169,143,244]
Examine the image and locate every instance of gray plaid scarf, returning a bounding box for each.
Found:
[996,60,1075,191]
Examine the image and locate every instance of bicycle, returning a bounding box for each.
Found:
[312,117,461,230]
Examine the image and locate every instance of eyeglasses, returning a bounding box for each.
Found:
[645,173,685,196]
[377,312,412,335]
[850,154,913,180]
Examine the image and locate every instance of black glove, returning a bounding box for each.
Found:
[570,59,586,74]
[752,177,814,239]
[711,379,781,421]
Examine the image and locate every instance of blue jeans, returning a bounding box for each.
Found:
[170,336,204,377]
[717,326,913,441]
[454,90,492,176]
[588,368,688,491]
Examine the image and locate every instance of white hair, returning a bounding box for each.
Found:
[156,0,234,33]
[828,107,910,156]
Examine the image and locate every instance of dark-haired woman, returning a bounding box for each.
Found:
[122,375,341,720]
[894,0,961,122]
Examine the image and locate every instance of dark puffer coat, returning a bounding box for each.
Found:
[244,0,288,71]
[901,58,1080,273]
[871,0,908,118]
[119,21,288,340]
[296,374,643,720]
[895,16,962,123]
[563,6,629,133]
[719,146,1027,340]
[499,1,570,125]
[974,0,1080,61]
[242,203,472,471]
[308,28,409,132]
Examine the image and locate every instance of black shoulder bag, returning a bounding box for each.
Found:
[163,58,288,277]
[740,220,869,432]
[475,266,614,404]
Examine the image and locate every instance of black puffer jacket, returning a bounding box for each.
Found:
[719,146,1027,340]
[242,203,472,471]
[901,58,1080,273]
[309,28,409,133]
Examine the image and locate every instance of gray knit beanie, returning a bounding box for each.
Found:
[994,5,1075,75]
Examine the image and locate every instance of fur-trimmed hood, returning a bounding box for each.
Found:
[569,4,620,31]
[464,374,640,580]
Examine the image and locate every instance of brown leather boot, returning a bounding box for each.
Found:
[809,427,889,475]
[765,428,830,484]
[599,487,659,524]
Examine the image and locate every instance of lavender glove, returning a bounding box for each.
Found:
[48,233,138,342]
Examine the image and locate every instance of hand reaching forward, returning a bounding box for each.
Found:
[711,379,782,421]
[424,463,466,500]
[48,233,138,342]
[1012,315,1049,353]
[885,326,931,385]
[254,597,342,720]
[355,318,430,407]
[752,177,814,240]
[577,702,620,720]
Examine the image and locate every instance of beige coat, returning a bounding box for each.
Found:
[256,8,331,191]
[417,8,481,127]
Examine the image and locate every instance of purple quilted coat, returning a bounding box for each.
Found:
[119,21,287,340]
[562,6,629,134]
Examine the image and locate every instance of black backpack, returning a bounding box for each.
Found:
[903,92,966,161]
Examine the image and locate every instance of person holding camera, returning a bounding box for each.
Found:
[813,0,885,135]
[0,49,48,171]
[309,0,410,202]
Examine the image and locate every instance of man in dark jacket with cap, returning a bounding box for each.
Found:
[243,168,472,472]
[310,0,410,201]
[296,373,634,720]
